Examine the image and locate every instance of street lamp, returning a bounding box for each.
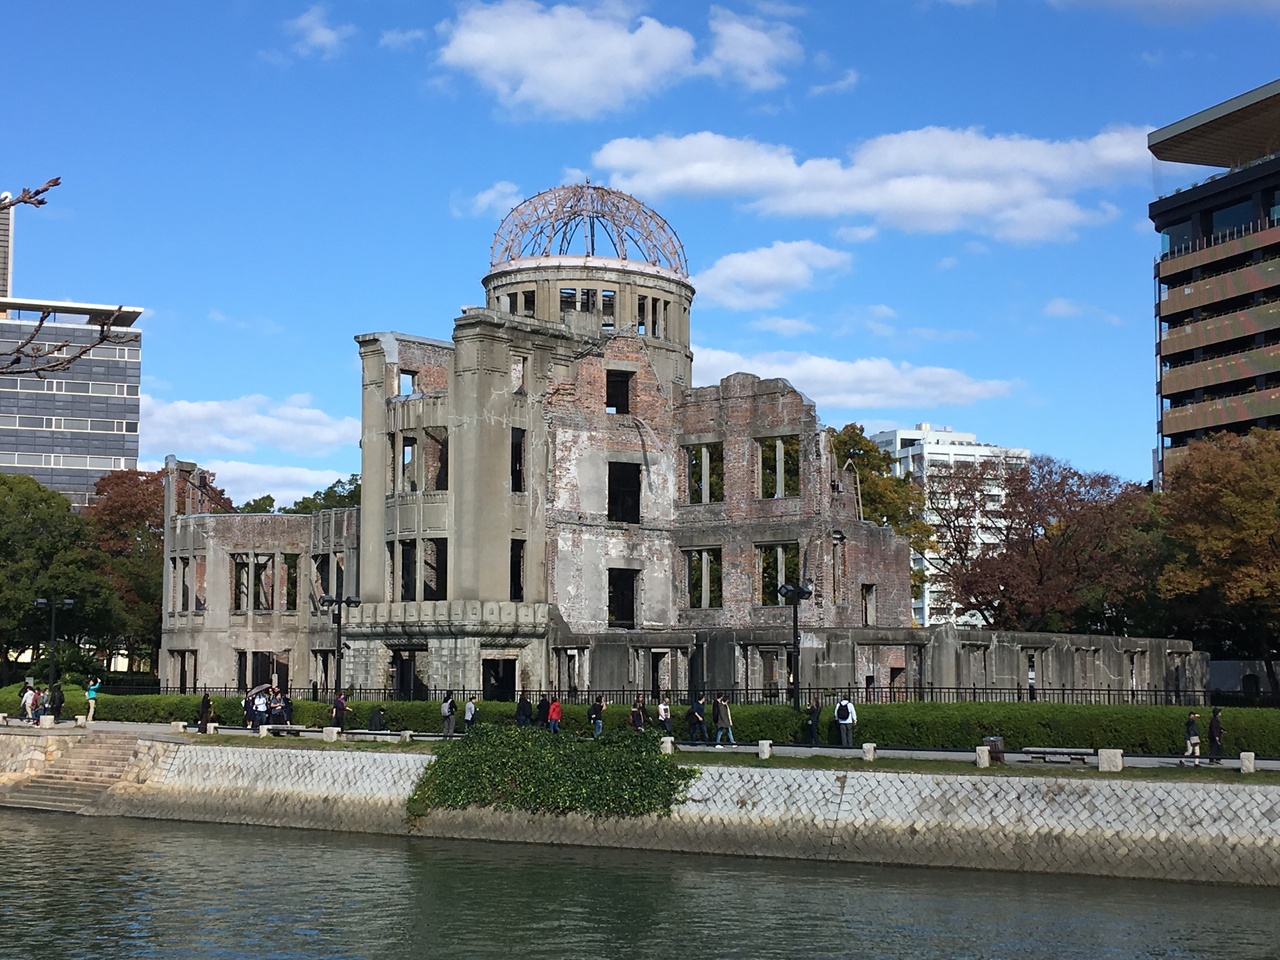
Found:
[777,580,813,712]
[34,598,74,693]
[318,594,360,698]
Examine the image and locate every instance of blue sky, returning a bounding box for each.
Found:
[5,0,1278,503]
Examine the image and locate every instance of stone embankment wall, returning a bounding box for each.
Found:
[0,731,81,785]
[6,733,1277,886]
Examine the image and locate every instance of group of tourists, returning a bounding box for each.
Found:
[242,687,292,731]
[515,692,562,732]
[439,691,480,736]
[16,682,64,724]
[1181,707,1226,766]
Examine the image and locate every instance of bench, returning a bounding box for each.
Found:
[1022,746,1094,764]
[259,724,307,737]
[343,729,412,743]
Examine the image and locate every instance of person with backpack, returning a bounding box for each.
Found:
[835,696,857,748]
[441,691,457,737]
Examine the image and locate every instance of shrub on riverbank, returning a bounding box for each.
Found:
[407,725,696,819]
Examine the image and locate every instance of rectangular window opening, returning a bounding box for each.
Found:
[521,290,536,316]
[253,554,275,611]
[758,543,800,605]
[510,539,525,603]
[400,435,418,493]
[686,442,724,504]
[685,548,722,609]
[284,554,299,611]
[759,435,800,498]
[399,539,417,603]
[506,292,518,313]
[608,568,638,628]
[560,288,578,317]
[861,583,877,626]
[605,369,633,414]
[511,427,525,493]
[423,537,448,601]
[399,370,417,395]
[426,428,448,491]
[607,461,641,523]
[601,290,615,317]
[179,557,190,612]
[511,355,526,396]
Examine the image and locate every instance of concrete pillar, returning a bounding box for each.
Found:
[862,742,877,762]
[322,727,340,742]
[1098,748,1124,772]
[170,721,186,733]
[74,716,87,727]
[659,736,675,754]
[205,723,219,734]
[757,739,772,759]
[1241,751,1256,774]
[38,714,54,728]
[398,730,413,743]
[975,745,990,768]
[258,725,271,738]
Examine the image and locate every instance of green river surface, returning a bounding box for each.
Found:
[2,809,1275,960]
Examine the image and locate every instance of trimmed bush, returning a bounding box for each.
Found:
[408,725,696,818]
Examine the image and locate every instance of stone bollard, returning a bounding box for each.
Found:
[862,742,877,762]
[205,723,218,735]
[757,739,772,759]
[170,721,187,733]
[74,716,87,728]
[398,730,413,743]
[1098,748,1124,772]
[322,727,340,742]
[659,736,675,755]
[975,745,991,768]
[257,725,271,738]
[38,714,54,729]
[1241,752,1256,774]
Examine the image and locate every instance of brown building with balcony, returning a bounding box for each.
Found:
[1150,78,1280,483]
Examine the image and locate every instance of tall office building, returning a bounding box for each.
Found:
[1149,78,1280,484]
[869,423,1029,627]
[0,194,142,507]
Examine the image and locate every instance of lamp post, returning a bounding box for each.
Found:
[777,580,812,712]
[318,594,360,698]
[34,597,74,692]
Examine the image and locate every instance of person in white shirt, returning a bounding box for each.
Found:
[835,697,857,748]
[657,695,672,735]
[464,695,478,732]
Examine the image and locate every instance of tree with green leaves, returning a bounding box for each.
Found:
[281,473,361,514]
[829,423,934,597]
[238,494,277,514]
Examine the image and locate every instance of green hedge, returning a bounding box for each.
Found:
[407,725,696,818]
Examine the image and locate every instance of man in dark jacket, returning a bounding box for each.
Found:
[535,694,551,728]
[515,693,533,727]
[1208,707,1224,765]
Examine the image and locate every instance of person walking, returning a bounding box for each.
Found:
[535,694,551,728]
[85,677,101,722]
[51,683,65,723]
[1180,711,1201,767]
[807,696,823,747]
[657,695,672,735]
[713,694,735,747]
[198,692,213,733]
[629,697,648,731]
[515,692,533,728]
[587,696,606,738]
[547,696,562,733]
[464,695,479,732]
[1208,707,1225,765]
[835,695,857,748]
[687,695,709,743]
[331,691,349,730]
[441,691,457,737]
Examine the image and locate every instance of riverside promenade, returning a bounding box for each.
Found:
[2,721,1279,886]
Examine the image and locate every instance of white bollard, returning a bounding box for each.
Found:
[38,714,54,729]
[1241,752,1256,774]
[74,716,87,728]
[757,739,772,759]
[322,726,340,742]
[257,725,271,738]
[659,736,675,755]
[204,722,218,734]
[1098,748,1124,772]
[399,730,413,743]
[171,721,187,733]
[862,742,877,762]
[975,745,991,768]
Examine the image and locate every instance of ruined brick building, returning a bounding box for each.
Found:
[162,185,1204,702]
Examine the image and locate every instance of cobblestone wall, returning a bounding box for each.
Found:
[93,740,1280,886]
[0,731,80,784]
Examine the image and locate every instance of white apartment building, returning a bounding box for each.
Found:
[869,423,1030,627]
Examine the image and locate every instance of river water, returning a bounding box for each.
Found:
[3,809,1274,960]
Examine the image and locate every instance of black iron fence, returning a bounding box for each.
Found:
[101,682,1220,708]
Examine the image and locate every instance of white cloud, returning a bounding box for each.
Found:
[286,5,356,60]
[700,6,803,91]
[692,345,1016,408]
[693,240,850,309]
[869,304,896,318]
[834,225,877,243]
[937,256,959,269]
[1046,0,1280,13]
[203,462,344,508]
[463,180,524,217]
[594,125,1150,241]
[749,316,818,336]
[810,68,859,95]
[436,1,697,120]
[1044,297,1083,317]
[380,28,427,50]
[140,393,359,459]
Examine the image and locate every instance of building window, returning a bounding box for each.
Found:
[608,568,638,628]
[759,435,800,498]
[313,554,330,596]
[522,290,536,315]
[861,583,877,626]
[400,435,418,493]
[400,539,417,602]
[605,370,632,414]
[685,442,724,503]
[511,428,525,493]
[510,539,525,602]
[757,543,799,605]
[608,461,641,523]
[511,356,526,395]
[423,537,448,601]
[179,557,190,612]
[399,370,416,395]
[685,548,722,609]
[284,554,299,611]
[254,555,274,611]
[426,428,448,491]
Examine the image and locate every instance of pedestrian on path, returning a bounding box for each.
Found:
[548,697,562,734]
[713,694,735,747]
[657,695,672,735]
[441,691,457,737]
[1208,707,1225,765]
[835,696,857,748]
[331,691,349,730]
[807,696,823,746]
[85,677,101,722]
[687,695,708,743]
[1180,711,1201,767]
[588,696,606,738]
[464,695,479,732]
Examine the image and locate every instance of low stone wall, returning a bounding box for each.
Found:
[54,737,1280,885]
[0,730,82,785]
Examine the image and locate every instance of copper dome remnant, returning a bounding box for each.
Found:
[490,183,688,277]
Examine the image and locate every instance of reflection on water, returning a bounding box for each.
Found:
[1,809,1274,960]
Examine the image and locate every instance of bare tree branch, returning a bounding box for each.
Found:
[0,177,61,211]
[1,308,136,378]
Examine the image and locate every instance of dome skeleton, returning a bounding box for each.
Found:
[490,183,689,278]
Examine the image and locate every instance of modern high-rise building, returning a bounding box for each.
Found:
[869,423,1029,627]
[0,193,143,507]
[1149,78,1280,484]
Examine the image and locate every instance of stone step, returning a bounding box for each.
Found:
[0,794,92,813]
[37,772,123,786]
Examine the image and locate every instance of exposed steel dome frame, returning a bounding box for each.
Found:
[490,183,688,277]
